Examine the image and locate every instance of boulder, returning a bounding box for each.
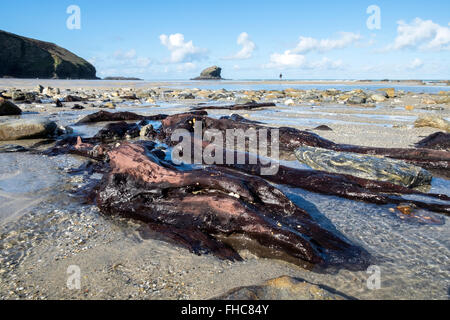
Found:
[191,66,223,80]
[414,115,450,132]
[0,119,57,141]
[0,98,22,116]
[371,94,387,102]
[295,146,432,188]
[0,30,97,79]
[377,88,395,98]
[347,95,366,104]
[284,98,295,106]
[213,276,349,300]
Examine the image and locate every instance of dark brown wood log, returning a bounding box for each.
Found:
[191,102,276,111]
[96,143,371,271]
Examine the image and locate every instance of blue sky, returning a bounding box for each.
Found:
[1,0,449,79]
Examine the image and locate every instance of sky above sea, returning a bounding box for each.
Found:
[1,0,449,80]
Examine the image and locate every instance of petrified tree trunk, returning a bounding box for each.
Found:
[158,113,450,172]
[191,102,276,111]
[96,143,370,271]
[75,110,168,124]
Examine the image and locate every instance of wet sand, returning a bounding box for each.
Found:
[0,79,449,300]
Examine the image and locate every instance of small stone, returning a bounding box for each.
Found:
[284,99,295,106]
[397,205,413,215]
[371,94,387,102]
[104,102,116,109]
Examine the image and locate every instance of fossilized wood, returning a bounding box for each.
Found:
[96,143,370,270]
[158,113,450,171]
[93,121,140,142]
[75,110,168,124]
[191,102,276,111]
[415,132,450,152]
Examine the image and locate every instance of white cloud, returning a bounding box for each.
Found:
[408,58,424,70]
[224,32,256,60]
[387,18,450,51]
[265,51,342,70]
[159,33,207,63]
[293,32,362,53]
[265,50,306,68]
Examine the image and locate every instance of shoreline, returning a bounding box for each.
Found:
[0,78,449,90]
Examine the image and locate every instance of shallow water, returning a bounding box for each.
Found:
[0,153,81,224]
[281,185,450,299]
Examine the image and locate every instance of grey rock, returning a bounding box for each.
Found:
[295,146,432,188]
[347,96,366,104]
[192,66,223,80]
[0,119,57,141]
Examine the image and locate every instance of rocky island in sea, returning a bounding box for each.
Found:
[191,66,223,80]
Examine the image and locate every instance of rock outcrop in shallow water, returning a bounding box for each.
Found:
[96,142,370,270]
[191,66,223,80]
[295,146,432,188]
[0,30,97,79]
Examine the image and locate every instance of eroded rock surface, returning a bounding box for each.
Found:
[192,66,223,80]
[0,119,57,141]
[295,146,432,188]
